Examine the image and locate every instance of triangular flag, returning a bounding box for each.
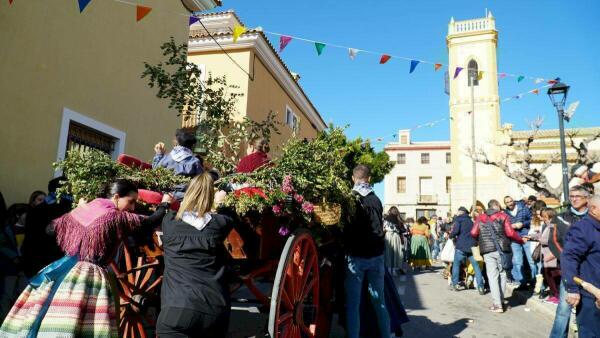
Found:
[499,73,507,79]
[136,5,152,22]
[380,54,391,64]
[513,94,523,99]
[78,0,92,12]
[477,71,484,80]
[434,63,443,71]
[409,60,420,74]
[314,42,326,56]
[534,78,544,84]
[548,79,558,84]
[348,48,358,60]
[189,16,200,26]
[531,89,540,95]
[517,75,525,82]
[279,36,292,52]
[453,67,463,79]
[233,24,247,43]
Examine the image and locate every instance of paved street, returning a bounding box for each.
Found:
[228,263,557,338]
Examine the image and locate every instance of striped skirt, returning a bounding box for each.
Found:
[0,259,118,337]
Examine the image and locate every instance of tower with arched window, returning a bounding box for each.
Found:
[447,11,504,210]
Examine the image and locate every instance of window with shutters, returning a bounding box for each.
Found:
[421,153,430,164]
[397,153,406,164]
[396,177,406,193]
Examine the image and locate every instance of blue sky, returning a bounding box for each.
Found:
[208,1,600,196]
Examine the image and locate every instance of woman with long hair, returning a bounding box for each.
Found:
[410,216,433,270]
[0,179,172,337]
[383,207,405,275]
[156,173,235,337]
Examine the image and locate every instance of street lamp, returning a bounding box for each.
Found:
[547,78,570,203]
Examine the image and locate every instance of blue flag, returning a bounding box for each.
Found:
[78,0,92,12]
[409,60,420,74]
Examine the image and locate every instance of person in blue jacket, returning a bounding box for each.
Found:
[153,129,203,177]
[449,206,484,294]
[503,195,534,288]
[561,194,600,338]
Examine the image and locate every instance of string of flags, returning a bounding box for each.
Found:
[7,0,561,105]
[371,118,448,143]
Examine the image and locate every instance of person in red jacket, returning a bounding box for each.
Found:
[471,199,525,313]
[236,137,271,173]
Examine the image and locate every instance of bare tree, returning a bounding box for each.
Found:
[567,130,600,165]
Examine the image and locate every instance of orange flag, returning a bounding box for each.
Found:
[136,5,152,22]
[434,63,443,71]
[532,89,539,95]
[380,54,391,64]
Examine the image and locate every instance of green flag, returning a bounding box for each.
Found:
[517,75,525,82]
[315,42,326,56]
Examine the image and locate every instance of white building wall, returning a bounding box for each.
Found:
[384,142,452,219]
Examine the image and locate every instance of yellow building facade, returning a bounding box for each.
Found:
[0,0,219,205]
[185,11,327,156]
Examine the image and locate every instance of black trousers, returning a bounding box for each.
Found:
[156,307,230,338]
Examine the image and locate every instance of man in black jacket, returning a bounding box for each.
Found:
[343,165,390,338]
[450,206,485,294]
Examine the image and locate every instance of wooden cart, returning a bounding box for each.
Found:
[111,155,336,338]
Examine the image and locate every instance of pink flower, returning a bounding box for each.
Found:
[282,175,294,194]
[301,202,314,214]
[278,226,290,236]
[272,204,283,216]
[294,194,304,203]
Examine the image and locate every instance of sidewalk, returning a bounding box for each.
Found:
[508,285,578,338]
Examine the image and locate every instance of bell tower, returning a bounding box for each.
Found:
[447,11,505,210]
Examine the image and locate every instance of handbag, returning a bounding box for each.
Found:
[484,221,513,271]
[440,239,455,263]
[532,244,542,262]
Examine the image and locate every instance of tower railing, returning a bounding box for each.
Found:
[449,18,495,35]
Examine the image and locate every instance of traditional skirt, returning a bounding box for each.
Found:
[384,231,404,270]
[410,235,432,267]
[0,256,118,338]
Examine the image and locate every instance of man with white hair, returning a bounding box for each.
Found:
[561,194,600,337]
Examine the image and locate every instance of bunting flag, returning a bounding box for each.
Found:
[477,71,484,80]
[409,60,420,73]
[380,54,391,64]
[517,75,525,82]
[534,78,544,84]
[233,24,247,43]
[348,48,358,60]
[499,73,507,79]
[314,42,326,56]
[548,79,558,84]
[136,5,151,22]
[78,0,92,12]
[434,63,443,71]
[189,16,200,26]
[453,67,463,79]
[279,35,292,52]
[531,89,539,95]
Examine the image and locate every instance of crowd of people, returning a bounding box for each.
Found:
[1,126,599,337]
[379,184,600,337]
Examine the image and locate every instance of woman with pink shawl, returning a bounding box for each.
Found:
[0,179,172,337]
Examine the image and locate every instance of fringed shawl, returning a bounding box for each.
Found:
[54,198,141,265]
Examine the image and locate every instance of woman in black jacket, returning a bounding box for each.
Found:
[156,173,235,338]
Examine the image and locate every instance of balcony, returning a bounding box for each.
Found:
[417,194,438,205]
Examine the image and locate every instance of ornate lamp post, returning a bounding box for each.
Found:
[547,78,570,203]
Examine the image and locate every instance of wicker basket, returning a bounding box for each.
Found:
[313,201,342,226]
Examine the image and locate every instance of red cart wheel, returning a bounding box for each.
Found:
[110,245,163,338]
[268,229,320,338]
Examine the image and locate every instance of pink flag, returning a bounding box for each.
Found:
[499,73,507,79]
[279,36,292,52]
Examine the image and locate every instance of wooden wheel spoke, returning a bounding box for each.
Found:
[302,275,317,300]
[124,246,134,285]
[134,257,142,285]
[145,276,163,293]
[281,287,294,311]
[298,249,315,299]
[277,312,293,325]
[137,266,154,290]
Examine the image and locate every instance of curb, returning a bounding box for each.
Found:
[509,287,578,336]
